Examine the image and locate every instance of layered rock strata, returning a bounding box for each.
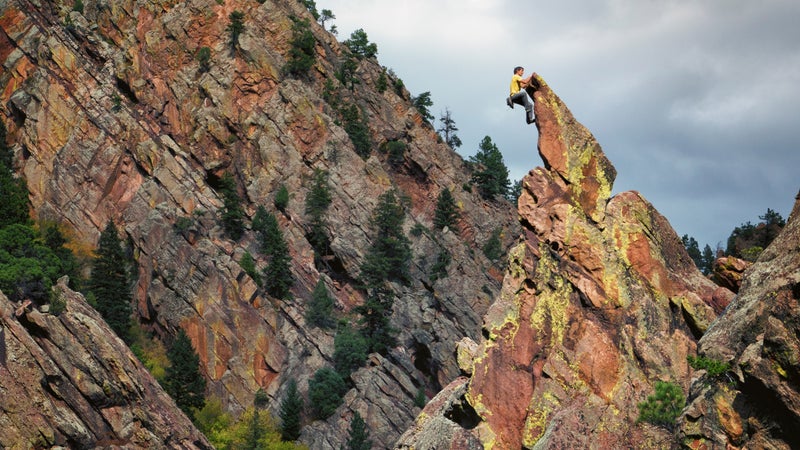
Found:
[399,74,730,448]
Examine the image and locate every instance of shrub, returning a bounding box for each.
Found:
[687,355,731,380]
[214,173,245,240]
[381,140,406,166]
[360,189,411,286]
[414,388,427,408]
[429,249,451,282]
[49,291,66,316]
[637,381,684,429]
[196,47,211,72]
[376,70,388,93]
[308,367,347,419]
[305,169,332,255]
[72,0,83,13]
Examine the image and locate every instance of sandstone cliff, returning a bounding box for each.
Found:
[1,0,518,447]
[398,75,733,449]
[678,192,800,449]
[0,277,211,448]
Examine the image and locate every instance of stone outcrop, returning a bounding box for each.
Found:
[0,278,210,449]
[1,0,518,447]
[677,193,800,450]
[399,75,729,448]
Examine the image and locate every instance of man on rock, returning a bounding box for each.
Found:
[507,66,535,124]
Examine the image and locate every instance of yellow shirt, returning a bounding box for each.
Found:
[510,74,523,95]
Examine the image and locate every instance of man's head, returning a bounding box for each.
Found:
[514,66,524,75]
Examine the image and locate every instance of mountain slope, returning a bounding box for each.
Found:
[1,0,519,446]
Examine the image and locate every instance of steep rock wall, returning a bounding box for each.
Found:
[1,0,519,447]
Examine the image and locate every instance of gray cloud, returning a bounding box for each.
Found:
[317,0,799,247]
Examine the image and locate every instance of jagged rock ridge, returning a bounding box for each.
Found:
[1,0,519,447]
[398,74,732,449]
[678,192,800,449]
[0,278,211,448]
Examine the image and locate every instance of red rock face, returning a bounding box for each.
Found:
[459,74,726,448]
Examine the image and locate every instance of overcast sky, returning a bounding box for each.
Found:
[315,0,800,249]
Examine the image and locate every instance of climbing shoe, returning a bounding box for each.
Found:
[527,117,536,124]
[506,97,513,109]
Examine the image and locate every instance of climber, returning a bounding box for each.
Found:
[506,66,535,124]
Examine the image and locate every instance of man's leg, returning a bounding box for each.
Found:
[512,92,535,124]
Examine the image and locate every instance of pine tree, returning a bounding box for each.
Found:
[333,324,368,378]
[259,210,293,300]
[308,367,347,419]
[470,136,510,200]
[0,124,30,228]
[344,28,377,59]
[305,169,332,256]
[227,11,245,50]
[359,189,411,287]
[284,16,316,77]
[701,244,715,275]
[306,279,335,329]
[354,287,396,354]
[89,221,132,342]
[165,328,206,420]
[217,173,245,240]
[346,411,372,450]
[437,108,462,149]
[681,234,703,270]
[279,379,303,441]
[411,91,434,124]
[433,188,459,232]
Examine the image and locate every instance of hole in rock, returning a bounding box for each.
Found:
[444,395,481,429]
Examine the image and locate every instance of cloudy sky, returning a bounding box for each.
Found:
[316,0,800,249]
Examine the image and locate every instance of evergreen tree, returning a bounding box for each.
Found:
[333,324,368,378]
[0,224,63,303]
[259,210,293,300]
[344,28,377,59]
[279,379,303,441]
[345,411,372,450]
[43,222,81,290]
[433,188,459,232]
[701,244,715,275]
[341,104,372,158]
[216,173,245,240]
[681,234,702,270]
[305,169,332,255]
[359,189,412,286]
[274,184,290,212]
[482,227,503,263]
[437,108,462,149]
[470,136,510,200]
[0,126,30,228]
[318,9,335,30]
[306,279,335,329]
[308,367,347,419]
[507,179,523,204]
[89,221,132,342]
[165,328,206,420]
[637,381,684,429]
[354,287,396,354]
[411,91,434,124]
[227,11,245,50]
[284,16,316,77]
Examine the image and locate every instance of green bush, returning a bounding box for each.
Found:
[72,0,83,13]
[345,411,372,450]
[381,140,406,165]
[279,379,303,441]
[305,169,332,256]
[429,249,450,282]
[470,136,510,200]
[240,251,262,287]
[341,104,371,158]
[637,381,684,429]
[214,173,245,240]
[196,47,211,72]
[687,355,730,380]
[308,367,347,419]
